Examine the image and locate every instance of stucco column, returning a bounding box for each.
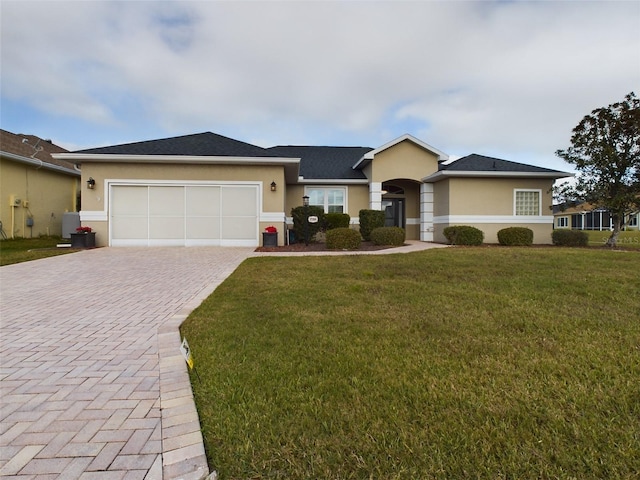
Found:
[370,182,383,210]
[420,183,434,242]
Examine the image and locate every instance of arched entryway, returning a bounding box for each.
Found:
[381,179,421,239]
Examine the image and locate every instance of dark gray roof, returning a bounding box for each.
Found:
[442,154,565,174]
[266,145,372,180]
[74,132,277,157]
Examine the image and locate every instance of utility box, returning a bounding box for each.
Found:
[62,212,80,239]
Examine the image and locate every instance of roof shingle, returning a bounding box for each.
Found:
[442,154,565,174]
[266,145,372,180]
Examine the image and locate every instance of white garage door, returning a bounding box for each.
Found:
[110,185,258,246]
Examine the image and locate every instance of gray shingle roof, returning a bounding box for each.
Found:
[442,154,565,174]
[74,132,277,157]
[266,146,372,180]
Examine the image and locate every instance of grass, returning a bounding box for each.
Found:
[0,236,77,266]
[181,247,640,479]
[584,230,640,249]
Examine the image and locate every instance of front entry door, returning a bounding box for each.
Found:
[382,199,405,228]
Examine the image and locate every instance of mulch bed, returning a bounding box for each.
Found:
[254,241,397,253]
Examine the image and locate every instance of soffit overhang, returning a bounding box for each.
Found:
[422,170,574,183]
[53,153,301,183]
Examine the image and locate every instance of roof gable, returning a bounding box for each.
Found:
[74,132,276,157]
[353,134,448,170]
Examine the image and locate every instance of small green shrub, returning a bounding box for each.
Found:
[552,229,589,247]
[370,227,405,246]
[326,228,361,250]
[359,209,385,241]
[291,205,325,242]
[324,213,351,231]
[443,225,484,246]
[498,227,534,246]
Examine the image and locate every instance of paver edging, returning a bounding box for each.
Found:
[158,312,209,480]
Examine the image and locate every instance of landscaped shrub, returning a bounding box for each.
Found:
[370,227,405,246]
[324,213,350,231]
[326,228,361,250]
[443,225,484,246]
[359,209,385,241]
[498,227,534,246]
[552,229,589,247]
[291,206,325,243]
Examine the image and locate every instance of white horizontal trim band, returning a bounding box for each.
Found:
[80,210,108,222]
[433,215,553,224]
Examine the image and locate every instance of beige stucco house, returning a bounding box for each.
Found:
[53,132,571,247]
[0,129,80,238]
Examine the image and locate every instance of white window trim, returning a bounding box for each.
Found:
[557,216,569,228]
[304,186,348,214]
[514,189,542,216]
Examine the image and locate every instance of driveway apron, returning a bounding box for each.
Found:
[0,247,253,480]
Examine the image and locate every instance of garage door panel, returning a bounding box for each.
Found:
[186,218,221,239]
[112,186,147,215]
[222,187,257,216]
[150,186,184,215]
[150,217,184,239]
[187,186,220,216]
[112,216,148,240]
[221,217,256,239]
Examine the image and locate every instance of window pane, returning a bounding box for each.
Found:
[328,189,344,205]
[516,191,539,216]
[307,189,324,207]
[328,205,344,213]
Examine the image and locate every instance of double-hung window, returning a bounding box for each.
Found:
[306,188,346,213]
[514,189,541,216]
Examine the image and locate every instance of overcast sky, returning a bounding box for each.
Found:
[1,0,639,172]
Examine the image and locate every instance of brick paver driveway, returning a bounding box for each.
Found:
[0,247,253,479]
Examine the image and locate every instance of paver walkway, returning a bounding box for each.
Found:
[0,241,445,479]
[0,247,253,480]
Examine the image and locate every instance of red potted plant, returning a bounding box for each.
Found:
[70,226,96,248]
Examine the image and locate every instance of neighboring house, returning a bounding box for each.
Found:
[53,132,571,247]
[553,202,639,231]
[0,129,80,238]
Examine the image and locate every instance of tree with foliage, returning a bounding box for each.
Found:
[556,92,640,247]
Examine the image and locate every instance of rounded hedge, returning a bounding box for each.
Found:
[443,225,484,246]
[324,212,351,230]
[359,209,385,241]
[291,205,324,242]
[552,229,589,247]
[370,226,405,246]
[497,227,534,246]
[326,228,362,250]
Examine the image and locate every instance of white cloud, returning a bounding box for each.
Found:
[1,0,638,170]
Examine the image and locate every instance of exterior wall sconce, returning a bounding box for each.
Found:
[302,195,309,207]
[87,177,96,189]
[270,181,277,192]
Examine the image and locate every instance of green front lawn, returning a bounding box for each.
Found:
[181,248,640,479]
[584,230,640,249]
[0,236,78,266]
